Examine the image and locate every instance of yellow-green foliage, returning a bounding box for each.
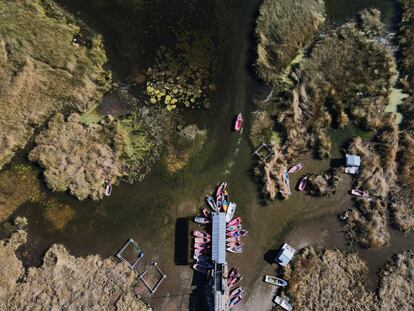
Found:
[0,165,43,223]
[43,199,76,231]
[0,0,110,169]
[256,0,325,83]
[29,113,122,200]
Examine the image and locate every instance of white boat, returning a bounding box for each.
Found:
[264,275,288,287]
[104,180,112,197]
[273,296,292,311]
[226,202,237,223]
[194,216,210,224]
[287,163,303,174]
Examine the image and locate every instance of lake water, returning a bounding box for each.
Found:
[4,0,414,309]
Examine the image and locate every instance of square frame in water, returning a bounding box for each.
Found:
[115,238,144,270]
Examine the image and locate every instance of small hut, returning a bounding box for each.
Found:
[344,154,361,174]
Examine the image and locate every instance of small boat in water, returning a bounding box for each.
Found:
[226,224,242,232]
[234,113,243,132]
[193,230,211,238]
[194,243,211,250]
[227,245,243,254]
[202,208,210,218]
[273,296,292,311]
[228,274,243,287]
[216,195,223,210]
[226,202,237,223]
[264,275,288,287]
[193,254,210,261]
[226,236,242,243]
[227,241,243,248]
[288,163,303,174]
[206,196,218,211]
[228,267,239,279]
[227,229,248,237]
[104,180,112,197]
[193,263,209,274]
[351,189,370,198]
[194,247,211,255]
[216,182,227,197]
[230,286,244,299]
[227,216,242,227]
[194,216,210,224]
[197,260,213,270]
[229,294,243,308]
[297,176,308,192]
[194,237,211,244]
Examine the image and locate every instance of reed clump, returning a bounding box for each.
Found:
[0,227,148,310]
[255,0,325,84]
[306,168,343,197]
[0,0,110,169]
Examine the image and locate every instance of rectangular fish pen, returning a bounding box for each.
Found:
[139,261,167,294]
[115,238,145,270]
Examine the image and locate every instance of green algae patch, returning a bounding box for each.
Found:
[255,0,325,83]
[0,0,110,169]
[43,199,75,231]
[0,165,43,223]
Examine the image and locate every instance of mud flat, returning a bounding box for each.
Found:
[282,247,414,311]
[0,0,110,169]
[0,224,149,310]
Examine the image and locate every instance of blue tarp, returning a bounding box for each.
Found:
[212,213,226,264]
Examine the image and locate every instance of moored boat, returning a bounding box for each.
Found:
[297,176,308,192]
[216,182,227,197]
[228,274,243,287]
[194,237,211,244]
[202,208,210,218]
[216,195,223,210]
[234,113,243,132]
[226,202,237,223]
[227,229,248,237]
[194,216,210,224]
[229,294,243,308]
[227,245,243,254]
[193,253,210,261]
[194,247,210,255]
[197,260,213,270]
[226,224,242,232]
[351,189,370,198]
[227,216,242,227]
[264,275,288,287]
[226,241,243,248]
[194,243,211,250]
[193,263,209,274]
[230,286,244,299]
[193,230,211,238]
[228,267,239,279]
[104,180,112,197]
[226,236,242,243]
[288,163,303,174]
[206,196,218,211]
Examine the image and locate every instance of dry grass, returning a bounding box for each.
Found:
[0,0,110,169]
[0,228,148,310]
[283,247,414,311]
[306,168,343,197]
[398,0,414,90]
[255,0,325,83]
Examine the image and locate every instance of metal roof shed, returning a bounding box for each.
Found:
[346,154,361,167]
[212,213,226,264]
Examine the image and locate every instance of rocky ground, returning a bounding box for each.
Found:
[0,223,149,311]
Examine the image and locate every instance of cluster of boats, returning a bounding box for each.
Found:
[192,230,213,273]
[227,267,244,308]
[226,217,247,253]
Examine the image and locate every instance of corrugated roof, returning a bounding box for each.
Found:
[212,213,226,264]
[346,154,361,167]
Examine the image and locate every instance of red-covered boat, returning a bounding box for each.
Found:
[234,113,243,132]
[351,189,370,198]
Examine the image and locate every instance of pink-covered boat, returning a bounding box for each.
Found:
[230,286,244,299]
[194,243,211,250]
[194,248,210,255]
[297,176,308,192]
[351,189,370,198]
[227,216,242,227]
[234,113,243,132]
[228,267,239,279]
[226,236,242,243]
[229,294,243,308]
[193,230,211,238]
[216,182,227,197]
[228,274,243,287]
[227,229,248,237]
[202,208,210,218]
[194,237,211,244]
[227,241,243,248]
[226,224,242,232]
[288,163,303,174]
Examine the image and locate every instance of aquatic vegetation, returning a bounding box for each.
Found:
[0,0,110,169]
[29,113,122,200]
[43,199,76,231]
[0,165,43,223]
[398,0,414,90]
[306,168,343,197]
[283,247,414,310]
[0,228,149,310]
[145,31,216,110]
[249,111,275,148]
[163,121,207,174]
[255,0,325,83]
